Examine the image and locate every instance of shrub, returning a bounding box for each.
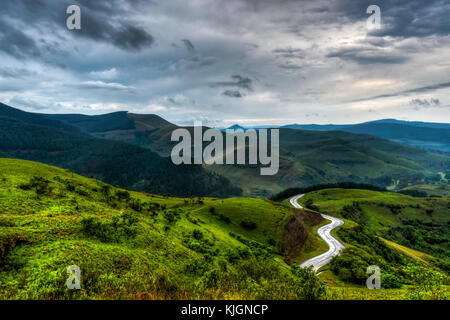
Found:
[163,211,179,224]
[19,176,52,195]
[75,187,90,197]
[116,190,131,202]
[129,198,143,212]
[218,214,231,223]
[268,238,276,246]
[81,213,138,242]
[382,273,402,289]
[192,230,204,240]
[240,218,257,230]
[304,199,319,211]
[341,202,362,221]
[397,190,427,197]
[290,265,326,300]
[405,264,448,300]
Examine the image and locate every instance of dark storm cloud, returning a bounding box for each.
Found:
[223,90,244,98]
[326,47,408,65]
[350,82,450,102]
[0,20,41,59]
[1,0,449,124]
[278,63,302,70]
[0,0,154,53]
[334,0,450,38]
[0,67,36,79]
[273,48,305,59]
[211,75,253,90]
[410,98,441,110]
[111,26,154,50]
[182,39,195,51]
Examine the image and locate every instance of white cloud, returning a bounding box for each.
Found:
[80,81,135,91]
[89,68,119,80]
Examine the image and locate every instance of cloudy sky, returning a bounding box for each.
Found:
[0,0,449,126]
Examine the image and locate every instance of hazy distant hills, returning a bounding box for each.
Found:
[21,105,449,197]
[282,119,450,152]
[0,103,241,197]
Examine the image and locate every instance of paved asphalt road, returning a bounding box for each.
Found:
[290,194,345,271]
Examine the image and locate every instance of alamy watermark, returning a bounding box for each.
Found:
[170,122,279,176]
[66,265,81,290]
[366,265,381,289]
[66,5,81,30]
[366,5,381,30]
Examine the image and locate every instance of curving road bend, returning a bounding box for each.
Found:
[290,194,345,271]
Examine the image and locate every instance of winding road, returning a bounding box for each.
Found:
[290,194,345,271]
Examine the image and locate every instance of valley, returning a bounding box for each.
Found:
[0,103,448,300]
[35,105,450,197]
[0,158,448,299]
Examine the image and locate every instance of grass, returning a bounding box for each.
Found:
[299,188,450,261]
[0,158,327,300]
[325,286,449,300]
[380,237,435,266]
[400,184,450,197]
[1,159,447,300]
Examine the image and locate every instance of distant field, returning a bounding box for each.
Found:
[400,184,450,197]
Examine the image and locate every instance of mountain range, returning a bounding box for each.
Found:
[1,103,449,197]
[0,103,241,198]
[282,119,450,153]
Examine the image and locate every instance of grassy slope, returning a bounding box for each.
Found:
[299,188,449,261]
[380,238,435,266]
[400,184,450,197]
[0,103,241,198]
[278,192,449,299]
[0,158,324,300]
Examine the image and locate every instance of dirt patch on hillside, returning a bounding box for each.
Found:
[0,232,28,266]
[282,208,324,264]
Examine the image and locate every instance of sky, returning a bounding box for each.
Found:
[0,0,449,127]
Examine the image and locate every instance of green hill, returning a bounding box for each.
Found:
[0,103,241,198]
[1,159,447,299]
[298,188,450,262]
[282,119,450,152]
[36,108,450,197]
[0,158,326,300]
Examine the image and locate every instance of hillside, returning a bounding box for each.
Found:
[36,108,450,197]
[0,158,326,300]
[0,103,241,198]
[298,188,450,263]
[44,111,179,156]
[209,128,449,197]
[282,119,450,153]
[343,123,450,153]
[272,188,449,297]
[1,159,448,299]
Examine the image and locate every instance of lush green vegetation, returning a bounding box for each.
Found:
[399,184,450,197]
[34,104,450,198]
[299,188,450,268]
[0,103,241,198]
[0,159,448,300]
[0,158,328,300]
[270,182,385,201]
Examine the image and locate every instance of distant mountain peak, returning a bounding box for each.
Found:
[227,124,246,131]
